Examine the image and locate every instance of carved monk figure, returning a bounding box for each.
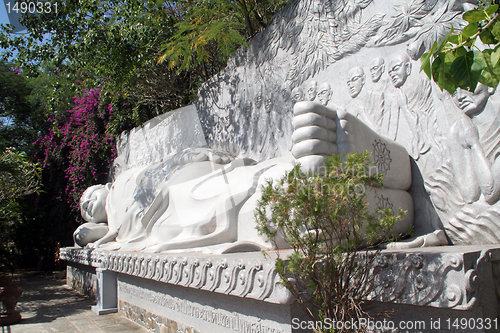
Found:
[343,67,386,137]
[448,84,500,204]
[370,57,385,84]
[388,53,440,163]
[306,80,318,101]
[425,83,500,245]
[370,57,389,94]
[291,87,304,104]
[242,100,252,120]
[317,82,332,106]
[387,55,409,89]
[255,89,263,109]
[346,67,365,99]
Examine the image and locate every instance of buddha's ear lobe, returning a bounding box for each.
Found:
[105,183,112,191]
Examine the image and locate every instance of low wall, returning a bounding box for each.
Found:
[61,246,500,333]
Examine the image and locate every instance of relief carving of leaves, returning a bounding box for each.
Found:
[286,13,384,85]
[412,3,464,56]
[374,0,429,46]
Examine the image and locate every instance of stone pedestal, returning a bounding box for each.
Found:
[91,268,118,315]
[0,274,22,326]
[61,245,500,333]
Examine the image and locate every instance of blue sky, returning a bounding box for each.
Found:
[0,2,27,33]
[0,3,9,26]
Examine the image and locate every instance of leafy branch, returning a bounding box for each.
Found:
[421,3,500,93]
[0,147,41,202]
[255,152,405,332]
[158,0,289,75]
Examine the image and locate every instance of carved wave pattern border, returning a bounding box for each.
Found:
[59,248,293,305]
[60,247,494,310]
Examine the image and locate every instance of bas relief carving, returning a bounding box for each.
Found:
[427,84,500,244]
[60,244,500,310]
[74,0,500,253]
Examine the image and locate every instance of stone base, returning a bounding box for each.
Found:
[118,274,307,333]
[61,245,500,333]
[91,305,118,315]
[67,262,97,299]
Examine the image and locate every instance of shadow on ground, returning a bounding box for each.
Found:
[14,272,94,325]
[1,271,150,333]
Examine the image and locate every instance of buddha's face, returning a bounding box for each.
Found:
[80,185,109,222]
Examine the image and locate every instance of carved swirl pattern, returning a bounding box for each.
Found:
[367,253,480,310]
[59,248,289,305]
[61,247,493,310]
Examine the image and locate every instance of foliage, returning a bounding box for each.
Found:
[0,0,290,271]
[0,0,192,134]
[0,147,41,272]
[1,0,292,136]
[0,147,41,202]
[1,0,170,87]
[421,1,500,93]
[36,89,116,210]
[0,63,41,154]
[0,61,89,271]
[255,152,405,332]
[1,0,290,136]
[159,0,289,76]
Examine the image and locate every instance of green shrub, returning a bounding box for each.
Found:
[0,147,41,272]
[255,151,405,333]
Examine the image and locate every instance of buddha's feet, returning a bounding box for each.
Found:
[292,101,411,190]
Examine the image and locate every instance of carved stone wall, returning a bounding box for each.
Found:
[367,249,492,311]
[195,0,460,166]
[109,0,500,244]
[60,246,500,313]
[67,262,97,299]
[60,248,294,305]
[113,105,207,177]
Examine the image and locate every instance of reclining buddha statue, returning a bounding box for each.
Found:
[74,99,417,253]
[73,0,488,253]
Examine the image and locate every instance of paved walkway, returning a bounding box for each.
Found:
[3,272,150,333]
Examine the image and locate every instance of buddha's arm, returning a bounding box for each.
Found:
[88,229,119,248]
